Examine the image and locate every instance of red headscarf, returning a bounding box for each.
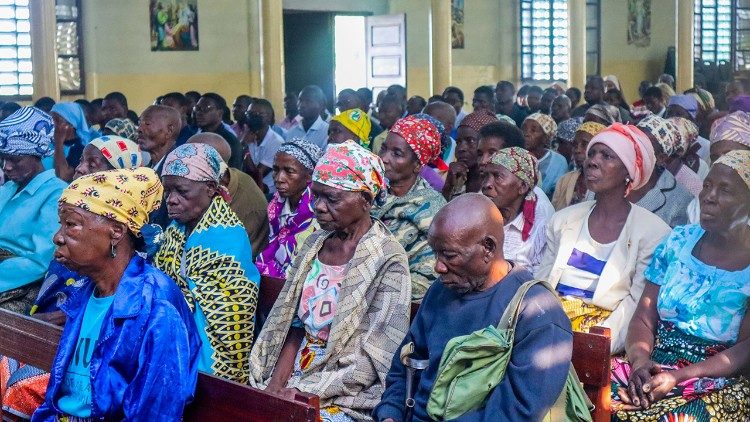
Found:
[458,110,499,132]
[390,115,444,167]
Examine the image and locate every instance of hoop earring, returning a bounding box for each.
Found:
[110,243,117,259]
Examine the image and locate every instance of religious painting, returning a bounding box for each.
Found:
[150,0,199,51]
[627,0,651,47]
[452,0,464,49]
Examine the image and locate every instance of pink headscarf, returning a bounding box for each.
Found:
[587,123,656,195]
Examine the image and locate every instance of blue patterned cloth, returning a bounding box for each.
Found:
[31,261,89,315]
[0,107,54,157]
[646,224,750,343]
[50,102,97,145]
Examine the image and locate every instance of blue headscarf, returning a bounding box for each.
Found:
[0,106,54,157]
[51,102,98,144]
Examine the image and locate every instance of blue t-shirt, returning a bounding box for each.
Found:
[56,292,115,417]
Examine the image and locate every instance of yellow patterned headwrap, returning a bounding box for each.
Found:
[59,168,163,235]
[713,149,750,192]
[577,121,607,137]
[331,108,372,147]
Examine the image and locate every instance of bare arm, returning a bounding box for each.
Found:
[625,281,660,368]
[53,124,76,182]
[266,326,304,392]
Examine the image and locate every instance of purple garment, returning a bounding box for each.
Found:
[729,95,750,113]
[419,166,445,192]
[668,95,699,119]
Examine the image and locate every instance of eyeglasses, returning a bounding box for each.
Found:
[193,104,217,113]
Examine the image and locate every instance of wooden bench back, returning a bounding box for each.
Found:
[572,326,612,422]
[258,275,285,325]
[0,308,319,422]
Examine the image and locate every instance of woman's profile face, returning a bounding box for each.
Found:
[74,144,113,179]
[53,204,115,274]
[699,164,750,233]
[379,132,420,185]
[311,182,370,232]
[162,175,216,227]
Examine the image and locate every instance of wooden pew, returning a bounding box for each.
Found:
[571,326,612,422]
[258,275,286,326]
[0,308,319,422]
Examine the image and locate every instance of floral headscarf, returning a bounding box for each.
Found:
[489,147,538,241]
[313,140,387,205]
[668,117,699,156]
[59,168,163,236]
[637,114,681,157]
[524,112,557,139]
[389,115,442,165]
[713,149,750,191]
[710,111,750,147]
[162,143,231,201]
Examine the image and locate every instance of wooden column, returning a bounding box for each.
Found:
[676,0,694,92]
[29,0,60,100]
[260,0,285,115]
[431,0,452,94]
[568,0,587,90]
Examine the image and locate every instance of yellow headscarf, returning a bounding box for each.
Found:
[331,108,372,147]
[59,168,163,235]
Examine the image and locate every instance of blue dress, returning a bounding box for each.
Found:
[645,224,750,343]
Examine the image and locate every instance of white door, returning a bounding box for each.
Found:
[365,14,406,97]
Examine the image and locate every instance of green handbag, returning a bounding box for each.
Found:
[425,279,594,421]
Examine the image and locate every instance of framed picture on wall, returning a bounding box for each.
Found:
[627,0,650,47]
[150,0,199,51]
[452,0,464,49]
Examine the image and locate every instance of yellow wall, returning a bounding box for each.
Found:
[82,0,261,113]
[599,0,677,102]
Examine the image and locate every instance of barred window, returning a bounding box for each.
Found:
[693,0,732,65]
[0,0,32,97]
[56,0,84,94]
[520,0,569,83]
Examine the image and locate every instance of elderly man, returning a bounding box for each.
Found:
[188,133,269,256]
[551,94,572,123]
[137,105,180,173]
[374,194,572,422]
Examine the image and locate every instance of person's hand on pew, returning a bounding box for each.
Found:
[32,310,66,326]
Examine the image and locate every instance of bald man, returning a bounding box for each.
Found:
[137,105,181,173]
[188,133,270,256]
[374,194,573,422]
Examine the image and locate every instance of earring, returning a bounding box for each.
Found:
[110,243,117,259]
[625,177,631,184]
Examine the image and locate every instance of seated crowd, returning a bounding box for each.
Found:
[0,72,747,421]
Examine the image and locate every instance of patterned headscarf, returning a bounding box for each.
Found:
[313,140,387,205]
[667,95,699,118]
[577,121,607,137]
[0,107,54,157]
[458,109,498,132]
[389,115,442,165]
[556,118,582,143]
[637,114,681,157]
[163,143,223,183]
[489,147,538,241]
[524,112,558,139]
[710,111,750,147]
[277,137,324,172]
[668,117,699,156]
[585,104,621,125]
[713,149,750,192]
[59,168,163,236]
[588,123,656,195]
[89,136,143,169]
[690,88,715,112]
[51,102,97,144]
[331,108,372,147]
[104,118,138,142]
[730,95,750,113]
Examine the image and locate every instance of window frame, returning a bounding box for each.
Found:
[56,0,85,96]
[519,0,570,84]
[586,0,601,76]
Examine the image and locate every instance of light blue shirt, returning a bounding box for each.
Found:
[0,169,66,292]
[57,291,115,417]
[284,116,329,150]
[538,149,569,198]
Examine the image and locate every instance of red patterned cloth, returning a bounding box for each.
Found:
[0,357,48,419]
[389,115,442,166]
[458,110,498,133]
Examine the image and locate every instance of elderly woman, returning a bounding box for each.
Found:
[584,103,622,126]
[667,117,703,196]
[625,115,693,228]
[538,123,671,353]
[328,108,372,149]
[48,102,98,182]
[443,110,498,200]
[611,150,750,421]
[256,138,324,279]
[687,111,750,225]
[522,112,567,198]
[0,107,66,312]
[154,143,259,384]
[552,121,606,210]
[249,141,411,421]
[32,168,200,420]
[481,147,554,275]
[374,115,447,301]
[552,117,581,166]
